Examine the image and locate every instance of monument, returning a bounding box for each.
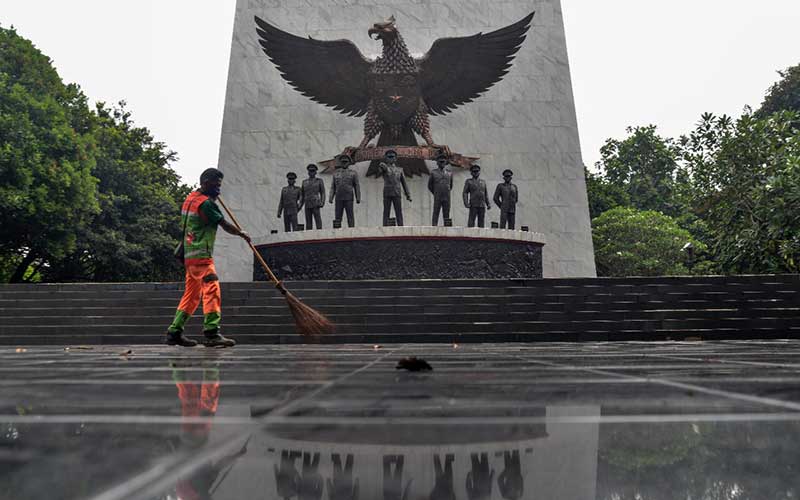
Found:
[216,0,596,281]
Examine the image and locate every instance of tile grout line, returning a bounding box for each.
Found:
[499,352,800,413]
[648,353,800,369]
[87,345,404,500]
[4,412,800,426]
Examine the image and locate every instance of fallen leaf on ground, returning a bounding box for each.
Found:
[396,357,433,372]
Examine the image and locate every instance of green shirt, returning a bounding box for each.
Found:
[199,199,224,226]
[182,191,225,263]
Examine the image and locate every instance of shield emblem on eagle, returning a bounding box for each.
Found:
[369,72,421,125]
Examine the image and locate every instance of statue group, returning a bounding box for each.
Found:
[277,150,519,232]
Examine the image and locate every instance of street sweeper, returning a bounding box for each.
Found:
[166,168,251,348]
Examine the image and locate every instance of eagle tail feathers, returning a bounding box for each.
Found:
[366,127,429,178]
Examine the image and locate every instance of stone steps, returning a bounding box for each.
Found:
[1,276,798,344]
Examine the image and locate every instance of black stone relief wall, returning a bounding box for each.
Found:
[254,238,543,281]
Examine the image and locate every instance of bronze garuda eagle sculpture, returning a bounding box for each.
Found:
[255,13,534,176]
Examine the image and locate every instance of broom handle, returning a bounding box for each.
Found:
[217,196,283,288]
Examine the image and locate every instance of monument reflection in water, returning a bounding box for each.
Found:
[158,362,800,500]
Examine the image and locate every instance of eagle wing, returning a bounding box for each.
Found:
[418,12,534,116]
[255,17,372,117]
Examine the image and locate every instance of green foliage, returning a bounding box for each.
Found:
[585,167,629,220]
[758,63,800,116]
[680,111,800,273]
[0,26,98,282]
[600,423,703,471]
[597,421,800,500]
[0,26,189,283]
[596,125,682,217]
[592,207,700,277]
[589,65,800,277]
[42,103,190,282]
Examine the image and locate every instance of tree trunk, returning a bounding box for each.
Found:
[9,251,37,283]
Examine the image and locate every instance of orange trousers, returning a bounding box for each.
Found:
[168,261,221,334]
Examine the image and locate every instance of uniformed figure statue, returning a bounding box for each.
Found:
[498,450,523,500]
[277,172,302,232]
[463,164,491,228]
[301,164,326,230]
[379,150,412,226]
[328,154,360,227]
[428,153,453,226]
[493,169,519,229]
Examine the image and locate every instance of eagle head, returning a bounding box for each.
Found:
[368,16,398,44]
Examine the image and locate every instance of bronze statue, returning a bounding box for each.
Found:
[299,452,323,500]
[327,454,359,500]
[493,169,519,229]
[430,454,456,500]
[379,149,412,226]
[498,450,524,500]
[301,164,326,230]
[255,13,534,177]
[428,153,453,226]
[383,455,412,500]
[274,450,302,499]
[466,453,494,500]
[463,164,491,228]
[277,172,302,232]
[328,155,361,227]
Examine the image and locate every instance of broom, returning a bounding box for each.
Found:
[217,196,335,337]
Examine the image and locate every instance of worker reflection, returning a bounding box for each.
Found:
[170,359,248,500]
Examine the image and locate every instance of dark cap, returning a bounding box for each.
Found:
[385,149,397,157]
[470,164,481,171]
[502,169,513,176]
[200,167,224,184]
[287,172,297,179]
[306,163,318,171]
[436,153,448,161]
[337,154,352,163]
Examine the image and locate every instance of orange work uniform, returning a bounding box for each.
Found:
[168,191,225,335]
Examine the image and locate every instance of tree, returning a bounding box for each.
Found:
[584,167,629,220]
[42,103,190,282]
[596,125,682,217]
[758,63,800,117]
[680,111,800,274]
[0,26,190,283]
[592,207,701,277]
[0,26,98,282]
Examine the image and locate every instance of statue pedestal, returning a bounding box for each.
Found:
[252,226,545,281]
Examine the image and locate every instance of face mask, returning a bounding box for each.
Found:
[207,186,221,198]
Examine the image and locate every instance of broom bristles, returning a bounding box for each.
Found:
[284,289,336,337]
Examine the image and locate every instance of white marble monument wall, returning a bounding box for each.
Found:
[216,0,596,281]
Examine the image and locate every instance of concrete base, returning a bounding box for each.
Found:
[254,226,545,281]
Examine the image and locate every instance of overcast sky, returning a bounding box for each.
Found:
[2,1,799,184]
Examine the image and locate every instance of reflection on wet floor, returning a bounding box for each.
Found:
[1,341,800,499]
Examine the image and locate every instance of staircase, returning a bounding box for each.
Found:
[0,275,798,345]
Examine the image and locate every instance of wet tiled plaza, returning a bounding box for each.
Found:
[2,341,800,499]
